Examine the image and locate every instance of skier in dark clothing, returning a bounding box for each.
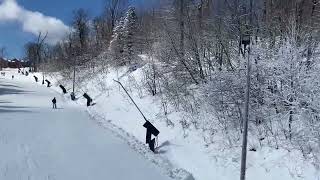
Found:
[52,97,57,109]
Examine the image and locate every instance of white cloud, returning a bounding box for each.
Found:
[0,0,70,44]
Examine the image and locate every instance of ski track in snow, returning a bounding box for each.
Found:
[0,70,173,180]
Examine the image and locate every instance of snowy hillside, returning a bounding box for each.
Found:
[27,56,320,180]
[0,68,177,180]
[2,0,320,180]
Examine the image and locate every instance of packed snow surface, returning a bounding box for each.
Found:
[0,70,172,180]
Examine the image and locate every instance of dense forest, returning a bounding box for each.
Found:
[25,0,320,168]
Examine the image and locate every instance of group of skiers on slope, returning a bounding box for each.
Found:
[52,95,93,109]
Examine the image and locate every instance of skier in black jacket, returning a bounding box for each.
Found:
[52,97,57,109]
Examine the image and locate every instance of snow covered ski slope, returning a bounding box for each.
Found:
[0,73,171,180]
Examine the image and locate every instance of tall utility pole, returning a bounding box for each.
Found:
[240,0,253,180]
[71,54,76,100]
[179,0,185,58]
[73,56,76,94]
[240,44,250,180]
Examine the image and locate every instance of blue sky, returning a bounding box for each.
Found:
[0,0,105,59]
[17,0,105,24]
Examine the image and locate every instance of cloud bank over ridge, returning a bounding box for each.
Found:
[0,0,70,44]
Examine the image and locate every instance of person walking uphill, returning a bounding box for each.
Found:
[52,97,57,109]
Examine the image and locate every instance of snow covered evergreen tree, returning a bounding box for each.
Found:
[123,7,138,64]
[109,17,125,66]
[109,7,139,66]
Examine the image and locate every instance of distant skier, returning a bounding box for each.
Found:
[12,75,14,79]
[52,97,57,109]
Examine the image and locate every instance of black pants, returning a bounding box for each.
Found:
[53,103,57,109]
